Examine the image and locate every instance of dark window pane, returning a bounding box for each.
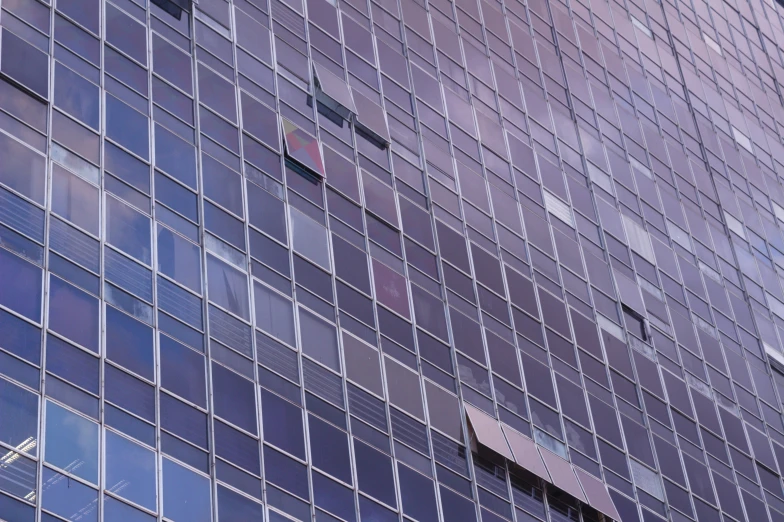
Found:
[212,362,257,434]
[46,334,99,394]
[44,400,99,483]
[105,305,154,380]
[217,484,264,521]
[355,440,397,507]
[264,446,309,499]
[1,29,48,98]
[160,334,206,407]
[261,389,305,459]
[0,377,38,455]
[0,247,42,322]
[107,94,149,160]
[48,275,99,352]
[309,415,352,484]
[312,472,356,522]
[398,463,438,521]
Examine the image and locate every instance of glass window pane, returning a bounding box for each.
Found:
[211,362,257,434]
[54,63,99,130]
[105,4,146,65]
[162,458,211,522]
[0,377,38,455]
[105,431,157,510]
[106,195,151,264]
[0,247,42,322]
[44,401,99,483]
[41,467,98,522]
[105,305,155,381]
[354,440,397,507]
[299,308,339,371]
[207,254,250,320]
[106,94,149,160]
[160,334,206,407]
[309,416,352,484]
[254,282,296,346]
[51,164,99,235]
[152,35,192,95]
[290,207,330,270]
[48,275,99,352]
[261,389,305,459]
[104,496,156,522]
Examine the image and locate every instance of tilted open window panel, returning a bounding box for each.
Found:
[312,63,356,122]
[281,117,326,179]
[464,403,623,521]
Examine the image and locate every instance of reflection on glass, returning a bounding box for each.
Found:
[105,431,157,511]
[162,458,211,522]
[282,118,326,178]
[0,378,38,455]
[206,254,250,320]
[290,206,330,270]
[44,401,99,483]
[41,467,98,522]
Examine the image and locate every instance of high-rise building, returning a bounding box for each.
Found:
[3,0,784,518]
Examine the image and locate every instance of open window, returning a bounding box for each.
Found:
[622,304,649,342]
[351,89,390,149]
[281,118,326,179]
[151,0,191,19]
[312,63,356,124]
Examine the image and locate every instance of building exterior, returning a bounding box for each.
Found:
[5,0,784,518]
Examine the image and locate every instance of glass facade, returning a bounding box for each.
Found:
[5,0,784,518]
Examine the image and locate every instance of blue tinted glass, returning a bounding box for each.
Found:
[106,94,149,160]
[313,472,356,522]
[104,496,156,522]
[309,416,352,484]
[398,464,438,521]
[105,305,155,380]
[104,365,156,422]
[48,276,99,352]
[44,401,99,483]
[207,254,249,320]
[217,484,264,521]
[359,496,398,522]
[154,172,198,223]
[46,334,99,394]
[155,125,197,189]
[264,446,309,499]
[41,467,98,522]
[160,334,205,407]
[0,247,42,322]
[162,458,211,522]
[261,389,305,459]
[54,63,99,129]
[105,431,157,511]
[211,362,256,434]
[0,307,41,364]
[106,196,151,265]
[354,440,397,508]
[0,491,35,521]
[0,378,38,455]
